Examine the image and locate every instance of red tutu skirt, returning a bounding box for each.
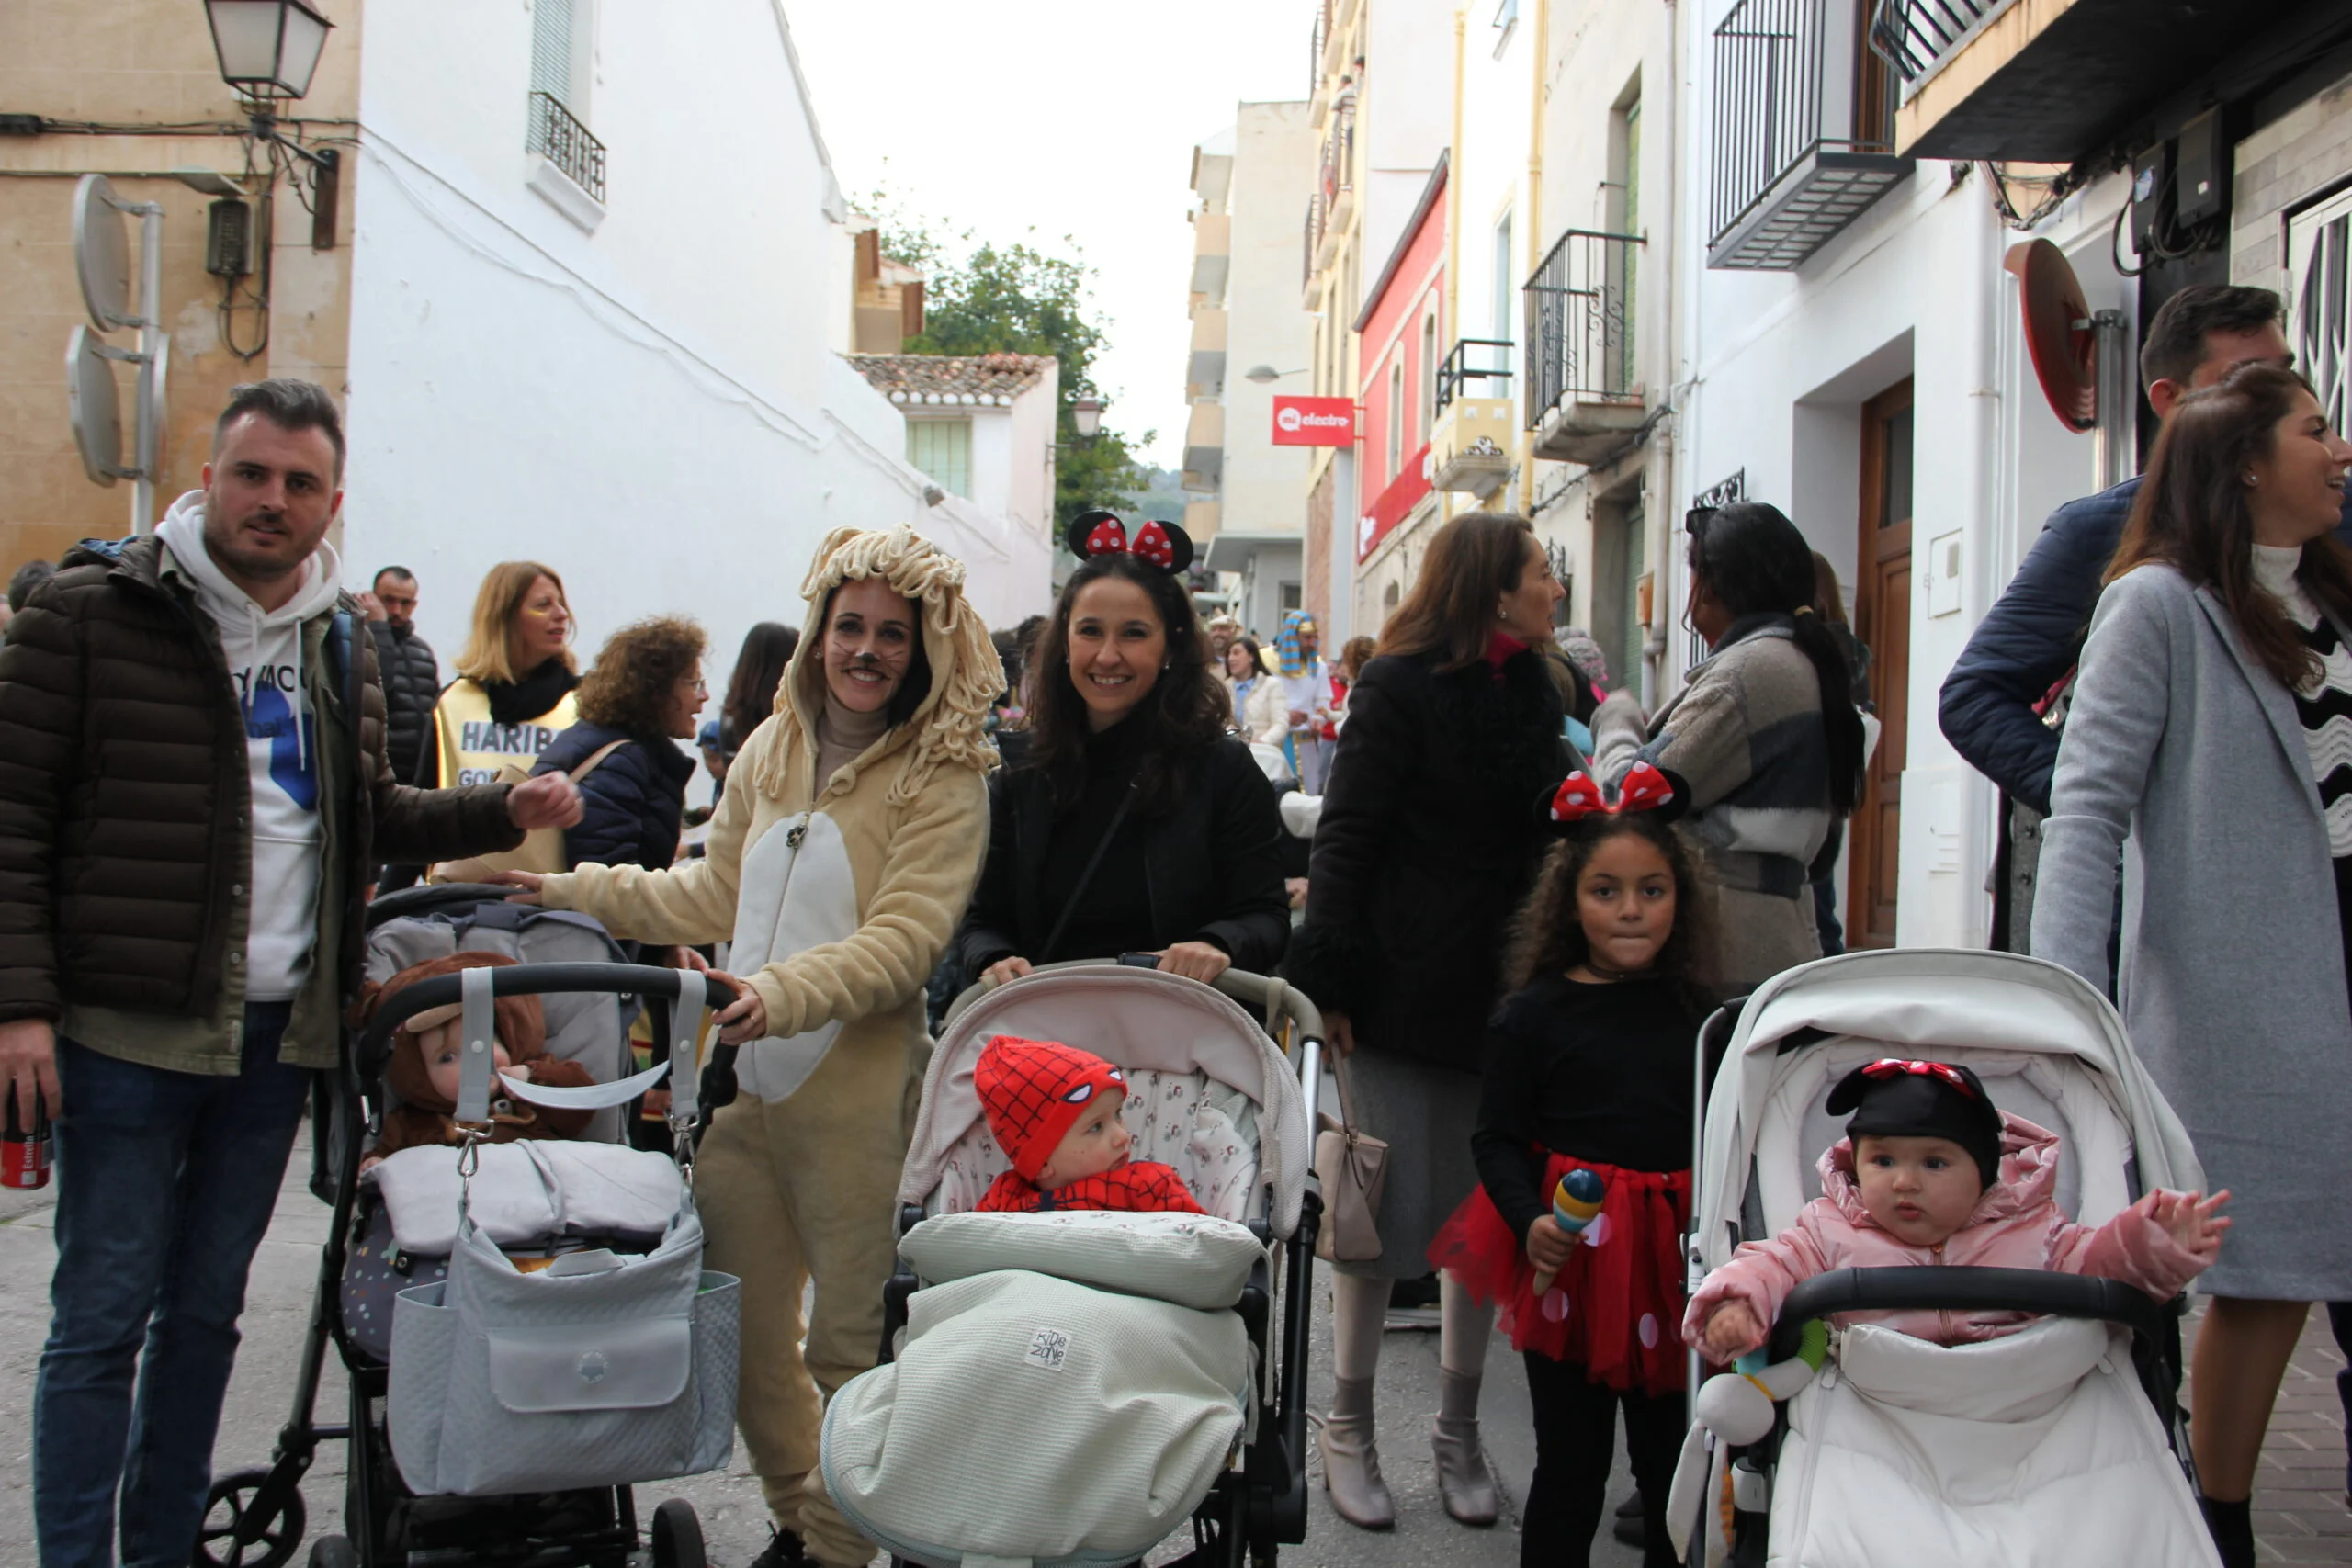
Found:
[1429,1152,1690,1396]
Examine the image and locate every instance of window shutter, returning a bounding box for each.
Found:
[907,419,974,500]
[532,0,577,105]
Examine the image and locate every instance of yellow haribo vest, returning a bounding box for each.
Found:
[430,677,578,787]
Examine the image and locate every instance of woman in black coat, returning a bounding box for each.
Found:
[533,615,707,873]
[954,513,1288,988]
[1283,511,1567,1533]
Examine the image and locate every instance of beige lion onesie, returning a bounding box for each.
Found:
[536,526,995,1565]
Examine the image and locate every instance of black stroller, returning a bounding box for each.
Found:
[197,884,742,1568]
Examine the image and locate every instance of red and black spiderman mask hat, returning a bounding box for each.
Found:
[1826,1058,2005,1190]
[975,1034,1128,1181]
[1066,510,1196,573]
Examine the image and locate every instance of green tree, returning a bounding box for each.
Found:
[875,207,1150,536]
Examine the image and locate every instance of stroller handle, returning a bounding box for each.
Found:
[356,960,741,1065]
[947,958,1327,1041]
[1765,1266,2175,1362]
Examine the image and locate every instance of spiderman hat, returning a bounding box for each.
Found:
[1826,1058,2005,1190]
[975,1035,1128,1181]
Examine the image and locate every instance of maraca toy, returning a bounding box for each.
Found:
[1533,1167,1606,1294]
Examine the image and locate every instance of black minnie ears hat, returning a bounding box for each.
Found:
[1826,1058,2006,1190]
[1066,510,1195,574]
[1532,761,1692,835]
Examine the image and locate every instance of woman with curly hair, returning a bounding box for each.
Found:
[495,527,1000,1568]
[532,615,708,872]
[953,512,1289,987]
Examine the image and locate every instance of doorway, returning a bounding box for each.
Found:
[1848,378,1913,950]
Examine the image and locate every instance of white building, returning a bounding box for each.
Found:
[1184,105,1317,641]
[338,0,1045,672]
[1670,0,2352,951]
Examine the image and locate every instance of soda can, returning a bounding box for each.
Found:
[3,1088,51,1190]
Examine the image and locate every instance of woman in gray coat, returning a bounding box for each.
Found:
[2033,364,2352,1568]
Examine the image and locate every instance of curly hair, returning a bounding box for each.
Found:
[574,615,707,738]
[1021,549,1231,814]
[1502,813,1717,1008]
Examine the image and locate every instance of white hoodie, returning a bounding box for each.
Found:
[156,491,345,1002]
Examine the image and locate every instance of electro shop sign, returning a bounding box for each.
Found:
[1271,396,1356,446]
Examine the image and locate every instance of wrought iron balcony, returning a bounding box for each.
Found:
[1434,337,1513,412]
[1523,229,1646,465]
[1865,0,2324,162]
[528,91,605,205]
[1708,0,1909,271]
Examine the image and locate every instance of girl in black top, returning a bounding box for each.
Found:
[1430,763,1715,1568]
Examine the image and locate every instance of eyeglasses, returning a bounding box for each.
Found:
[1684,504,1718,536]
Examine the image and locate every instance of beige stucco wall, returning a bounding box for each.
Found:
[0,0,360,581]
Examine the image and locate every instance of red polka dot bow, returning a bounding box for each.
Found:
[1859,1058,1982,1100]
[1066,509,1193,573]
[1548,761,1679,823]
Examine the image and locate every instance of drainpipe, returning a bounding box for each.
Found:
[1645,0,1682,706]
[1953,169,2004,944]
[1445,4,1468,524]
[1519,0,1549,519]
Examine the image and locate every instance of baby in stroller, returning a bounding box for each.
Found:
[359,951,599,1166]
[1688,1057,2229,1359]
[972,1033,1205,1214]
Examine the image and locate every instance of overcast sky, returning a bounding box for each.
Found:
[784,1,1314,470]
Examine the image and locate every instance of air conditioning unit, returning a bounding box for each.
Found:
[206,198,253,277]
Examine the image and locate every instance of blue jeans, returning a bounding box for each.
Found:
[33,1003,313,1568]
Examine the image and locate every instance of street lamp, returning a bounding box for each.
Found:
[1245,365,1307,384]
[1071,396,1104,439]
[203,0,334,100]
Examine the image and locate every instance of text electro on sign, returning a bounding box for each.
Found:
[1271,396,1356,447]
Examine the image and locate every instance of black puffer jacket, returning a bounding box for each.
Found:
[368,620,440,786]
[0,536,520,1031]
[532,721,696,872]
[1283,647,1567,1068]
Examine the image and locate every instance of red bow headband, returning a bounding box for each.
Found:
[1066,510,1195,574]
[1547,761,1681,825]
[1858,1058,1980,1100]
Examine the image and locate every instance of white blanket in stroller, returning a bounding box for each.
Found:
[1762,1319,2218,1568]
[367,1142,682,1255]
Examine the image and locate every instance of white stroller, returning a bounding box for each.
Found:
[818,961,1324,1568]
[1667,948,2221,1568]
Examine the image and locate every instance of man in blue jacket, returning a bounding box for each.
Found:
[1937,284,2348,822]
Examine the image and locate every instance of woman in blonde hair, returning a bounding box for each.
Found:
[419,561,580,786]
[495,526,999,1568]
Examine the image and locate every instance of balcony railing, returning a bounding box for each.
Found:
[1708,0,1910,269]
[1302,193,1325,291]
[1525,230,1640,416]
[1434,338,1514,412]
[528,91,605,205]
[1310,0,1329,93]
[1319,108,1355,210]
[1867,0,2008,89]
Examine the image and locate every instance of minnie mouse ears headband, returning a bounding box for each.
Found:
[1533,761,1690,833]
[1066,510,1195,575]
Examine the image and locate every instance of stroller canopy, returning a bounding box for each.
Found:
[1694,949,2205,1272]
[906,965,1311,1238]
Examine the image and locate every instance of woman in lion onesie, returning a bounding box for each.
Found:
[502,526,998,1568]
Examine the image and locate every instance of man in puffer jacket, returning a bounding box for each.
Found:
[0,378,583,1568]
[364,564,440,787]
[1937,285,2352,948]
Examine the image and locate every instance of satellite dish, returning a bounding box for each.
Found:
[66,324,124,487]
[2006,238,2098,433]
[74,174,135,332]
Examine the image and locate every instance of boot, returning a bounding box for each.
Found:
[1431,1366,1501,1527]
[1320,1374,1396,1529]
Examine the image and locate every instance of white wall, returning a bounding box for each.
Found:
[340,0,1040,712]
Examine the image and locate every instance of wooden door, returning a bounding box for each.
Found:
[1849,379,1914,950]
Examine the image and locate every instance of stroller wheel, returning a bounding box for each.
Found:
[195,1467,306,1568]
[307,1539,358,1568]
[650,1498,706,1568]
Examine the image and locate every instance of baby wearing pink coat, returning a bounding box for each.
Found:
[1685,1108,2213,1352]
